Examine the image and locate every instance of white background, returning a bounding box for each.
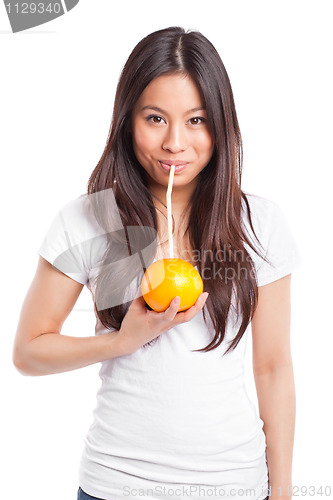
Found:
[1,1,332,499]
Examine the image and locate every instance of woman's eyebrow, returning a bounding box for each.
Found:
[141,105,206,114]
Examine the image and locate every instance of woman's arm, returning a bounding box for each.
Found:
[13,256,206,376]
[12,257,125,376]
[251,274,295,500]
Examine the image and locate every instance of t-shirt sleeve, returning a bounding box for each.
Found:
[37,195,105,286]
[245,197,302,287]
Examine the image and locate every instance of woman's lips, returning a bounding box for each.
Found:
[159,161,188,173]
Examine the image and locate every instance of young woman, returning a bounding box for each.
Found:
[13,27,300,500]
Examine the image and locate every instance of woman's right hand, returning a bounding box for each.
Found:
[117,290,209,355]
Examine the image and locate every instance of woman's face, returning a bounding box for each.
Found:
[131,73,215,192]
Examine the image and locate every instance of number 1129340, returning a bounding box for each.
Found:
[5,3,62,14]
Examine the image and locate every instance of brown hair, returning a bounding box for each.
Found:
[87,26,269,355]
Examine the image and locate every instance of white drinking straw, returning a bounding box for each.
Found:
[166,165,175,258]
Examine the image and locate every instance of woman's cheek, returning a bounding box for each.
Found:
[134,126,157,154]
[195,131,214,154]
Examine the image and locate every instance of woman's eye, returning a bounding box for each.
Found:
[145,115,206,125]
[146,115,165,124]
[188,117,206,125]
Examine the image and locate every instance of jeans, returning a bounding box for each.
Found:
[77,487,104,500]
[77,486,269,500]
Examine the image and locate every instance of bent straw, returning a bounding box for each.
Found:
[166,165,175,258]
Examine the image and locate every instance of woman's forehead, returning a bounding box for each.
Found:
[134,74,205,113]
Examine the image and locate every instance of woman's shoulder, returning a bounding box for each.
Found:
[39,193,109,260]
[241,193,301,285]
[57,193,92,221]
[241,192,283,235]
[54,193,109,239]
[38,193,111,285]
[242,192,281,217]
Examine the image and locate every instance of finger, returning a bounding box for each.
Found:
[164,296,181,321]
[191,292,209,313]
[174,293,209,323]
[198,292,209,305]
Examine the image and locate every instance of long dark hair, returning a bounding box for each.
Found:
[87,26,269,355]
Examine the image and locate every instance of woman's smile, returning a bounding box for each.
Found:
[158,160,189,174]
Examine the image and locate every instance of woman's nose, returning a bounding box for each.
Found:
[162,125,188,153]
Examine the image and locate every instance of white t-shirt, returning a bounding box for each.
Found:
[37,192,301,500]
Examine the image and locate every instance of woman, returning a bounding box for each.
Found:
[13,27,299,500]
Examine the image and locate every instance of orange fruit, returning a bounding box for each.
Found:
[141,258,203,312]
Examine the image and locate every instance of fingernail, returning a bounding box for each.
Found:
[201,292,209,301]
[174,296,180,304]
